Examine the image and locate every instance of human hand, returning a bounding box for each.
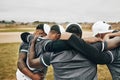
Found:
[31,35,39,43]
[103,34,110,41]
[31,73,44,80]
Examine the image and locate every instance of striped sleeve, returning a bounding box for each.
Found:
[107,50,114,63]
[40,52,51,67]
[19,42,29,54]
[91,41,108,52]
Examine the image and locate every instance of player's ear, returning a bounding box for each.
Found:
[57,34,61,39]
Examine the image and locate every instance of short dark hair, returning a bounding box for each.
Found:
[66,24,82,38]
[36,24,44,30]
[50,25,61,34]
[20,32,30,43]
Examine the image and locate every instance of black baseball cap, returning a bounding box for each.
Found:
[36,24,44,30]
[50,25,65,34]
[66,23,82,37]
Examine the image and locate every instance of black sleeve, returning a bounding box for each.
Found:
[67,34,112,64]
[44,40,71,52]
[99,50,114,64]
[90,41,108,52]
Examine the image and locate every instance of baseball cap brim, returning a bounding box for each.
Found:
[93,30,113,36]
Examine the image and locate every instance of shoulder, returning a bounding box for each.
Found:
[36,37,52,46]
[19,42,29,53]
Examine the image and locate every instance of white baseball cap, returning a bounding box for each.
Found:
[43,24,50,35]
[58,25,65,33]
[92,21,113,36]
[36,24,50,35]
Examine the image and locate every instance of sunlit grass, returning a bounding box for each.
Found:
[0,43,19,80]
[97,65,112,80]
[0,43,112,80]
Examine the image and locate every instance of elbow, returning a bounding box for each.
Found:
[17,60,21,68]
[29,63,34,68]
[17,59,23,69]
[28,60,35,68]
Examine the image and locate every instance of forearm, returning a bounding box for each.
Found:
[106,37,120,50]
[17,60,34,78]
[104,31,120,40]
[29,40,43,68]
[67,34,112,64]
[21,68,34,78]
[109,31,120,37]
[83,37,102,44]
[29,41,35,62]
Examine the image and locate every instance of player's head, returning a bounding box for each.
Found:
[48,25,65,40]
[21,32,31,43]
[92,21,113,39]
[66,23,82,38]
[34,24,50,37]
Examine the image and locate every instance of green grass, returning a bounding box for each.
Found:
[0,43,54,80]
[0,28,34,32]
[0,43,112,80]
[0,43,20,80]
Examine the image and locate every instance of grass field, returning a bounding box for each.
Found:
[0,43,19,80]
[0,43,112,80]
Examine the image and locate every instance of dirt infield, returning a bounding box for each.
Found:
[0,32,22,43]
[0,31,93,43]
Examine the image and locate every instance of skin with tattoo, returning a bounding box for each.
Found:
[17,25,47,80]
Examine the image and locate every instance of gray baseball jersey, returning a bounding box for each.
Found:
[19,42,29,54]
[46,50,97,80]
[19,42,47,76]
[36,39,108,80]
[107,46,120,80]
[34,36,112,80]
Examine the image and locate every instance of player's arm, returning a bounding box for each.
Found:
[44,40,71,52]
[43,33,117,64]
[83,37,102,44]
[106,37,120,50]
[17,52,34,78]
[43,34,113,64]
[43,33,104,63]
[30,33,119,64]
[28,37,44,68]
[44,33,102,52]
[17,46,41,80]
[104,31,120,40]
[67,34,120,64]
